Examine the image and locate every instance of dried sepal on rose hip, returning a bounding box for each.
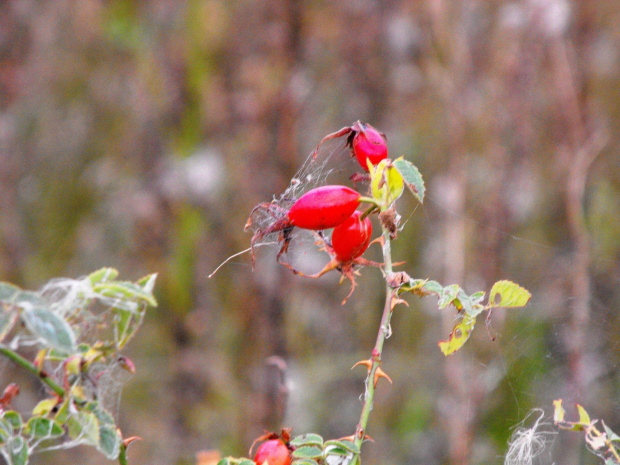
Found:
[245,185,362,261]
[312,120,389,171]
[281,209,384,304]
[250,429,293,465]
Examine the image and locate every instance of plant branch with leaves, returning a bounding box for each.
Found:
[222,122,532,465]
[0,268,157,465]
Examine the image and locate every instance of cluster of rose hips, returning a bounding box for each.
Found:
[245,122,390,301]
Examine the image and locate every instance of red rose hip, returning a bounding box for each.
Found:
[254,439,291,465]
[332,210,372,262]
[352,123,388,171]
[288,185,361,230]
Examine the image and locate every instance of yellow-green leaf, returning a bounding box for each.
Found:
[438,314,476,356]
[488,280,531,308]
[32,398,59,417]
[576,404,591,426]
[369,159,404,208]
[553,399,565,423]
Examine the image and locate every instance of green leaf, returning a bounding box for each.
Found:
[20,304,75,354]
[393,157,425,203]
[438,314,476,356]
[87,268,119,285]
[292,459,319,465]
[0,283,21,304]
[2,411,22,431]
[438,284,460,309]
[216,459,233,465]
[290,433,323,447]
[323,439,360,454]
[292,446,323,460]
[8,436,28,465]
[93,281,157,308]
[25,417,64,438]
[237,460,255,465]
[488,280,531,308]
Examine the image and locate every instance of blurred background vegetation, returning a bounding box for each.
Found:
[1,1,619,464]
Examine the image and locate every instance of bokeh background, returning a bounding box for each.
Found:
[1,1,620,464]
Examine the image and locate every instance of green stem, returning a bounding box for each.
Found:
[358,196,381,208]
[0,345,65,397]
[354,225,395,450]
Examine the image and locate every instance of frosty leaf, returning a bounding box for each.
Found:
[470,291,486,304]
[0,282,21,303]
[92,281,157,308]
[26,417,64,438]
[8,436,28,465]
[68,411,100,446]
[0,309,18,342]
[422,280,443,294]
[603,422,620,443]
[237,460,255,465]
[87,268,119,285]
[98,424,122,459]
[324,439,359,454]
[292,446,323,460]
[488,280,531,308]
[438,314,476,356]
[438,284,460,309]
[2,411,22,431]
[393,157,425,203]
[20,303,76,354]
[290,433,323,447]
[292,459,319,465]
[84,402,121,459]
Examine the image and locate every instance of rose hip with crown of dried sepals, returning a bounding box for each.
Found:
[332,210,372,262]
[310,121,388,172]
[254,439,291,465]
[351,123,388,171]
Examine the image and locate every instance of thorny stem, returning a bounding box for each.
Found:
[354,223,395,452]
[0,345,65,397]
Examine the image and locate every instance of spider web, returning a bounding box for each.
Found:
[245,136,369,275]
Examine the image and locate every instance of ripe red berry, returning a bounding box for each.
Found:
[254,439,291,465]
[331,210,372,262]
[288,185,361,230]
[352,124,388,171]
